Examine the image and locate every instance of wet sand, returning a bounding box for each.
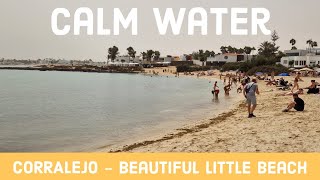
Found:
[107,67,320,152]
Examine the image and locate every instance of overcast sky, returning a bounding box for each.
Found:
[0,0,319,61]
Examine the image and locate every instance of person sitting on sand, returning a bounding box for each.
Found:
[305,80,320,94]
[282,94,305,112]
[276,89,304,96]
[278,77,286,86]
[266,79,276,86]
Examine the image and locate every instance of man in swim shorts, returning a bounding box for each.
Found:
[243,78,259,118]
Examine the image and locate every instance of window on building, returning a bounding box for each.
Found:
[283,60,288,64]
[299,61,306,66]
[295,61,298,65]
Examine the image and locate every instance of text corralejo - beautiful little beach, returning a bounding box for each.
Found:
[12,160,307,175]
[51,8,271,36]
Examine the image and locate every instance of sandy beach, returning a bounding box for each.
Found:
[108,67,320,153]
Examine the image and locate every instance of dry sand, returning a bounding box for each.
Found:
[109,67,320,153]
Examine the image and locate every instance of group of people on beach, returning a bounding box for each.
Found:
[214,71,320,118]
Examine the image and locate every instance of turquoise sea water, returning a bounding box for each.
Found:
[0,70,239,152]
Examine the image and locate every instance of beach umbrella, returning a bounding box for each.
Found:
[289,68,296,71]
[255,72,263,76]
[278,73,290,76]
[300,68,314,71]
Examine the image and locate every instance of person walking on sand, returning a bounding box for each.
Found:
[292,76,300,92]
[243,78,260,118]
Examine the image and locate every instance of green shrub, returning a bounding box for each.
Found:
[246,65,289,75]
[176,65,217,72]
[221,55,284,73]
[221,62,252,72]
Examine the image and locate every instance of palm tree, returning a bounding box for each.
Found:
[141,52,147,60]
[306,39,318,53]
[126,47,136,61]
[207,51,215,57]
[154,51,161,61]
[237,48,245,54]
[312,41,318,55]
[146,50,154,61]
[220,46,227,54]
[198,50,206,66]
[290,39,297,50]
[244,46,255,61]
[307,39,313,47]
[108,46,119,61]
[227,46,236,53]
[244,46,253,55]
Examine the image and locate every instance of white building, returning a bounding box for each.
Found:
[207,53,253,63]
[193,60,206,66]
[158,57,173,63]
[113,56,141,63]
[280,49,320,68]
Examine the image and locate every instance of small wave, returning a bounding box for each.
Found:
[160,109,178,113]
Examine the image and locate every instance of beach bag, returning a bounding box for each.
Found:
[245,83,253,94]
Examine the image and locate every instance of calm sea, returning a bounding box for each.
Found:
[0,70,239,152]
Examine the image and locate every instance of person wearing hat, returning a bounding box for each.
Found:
[243,78,260,118]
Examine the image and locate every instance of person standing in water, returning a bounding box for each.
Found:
[212,81,220,98]
[243,78,260,118]
[224,82,232,95]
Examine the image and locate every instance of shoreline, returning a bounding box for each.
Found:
[107,100,244,152]
[104,67,245,152]
[105,67,320,153]
[0,65,142,74]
